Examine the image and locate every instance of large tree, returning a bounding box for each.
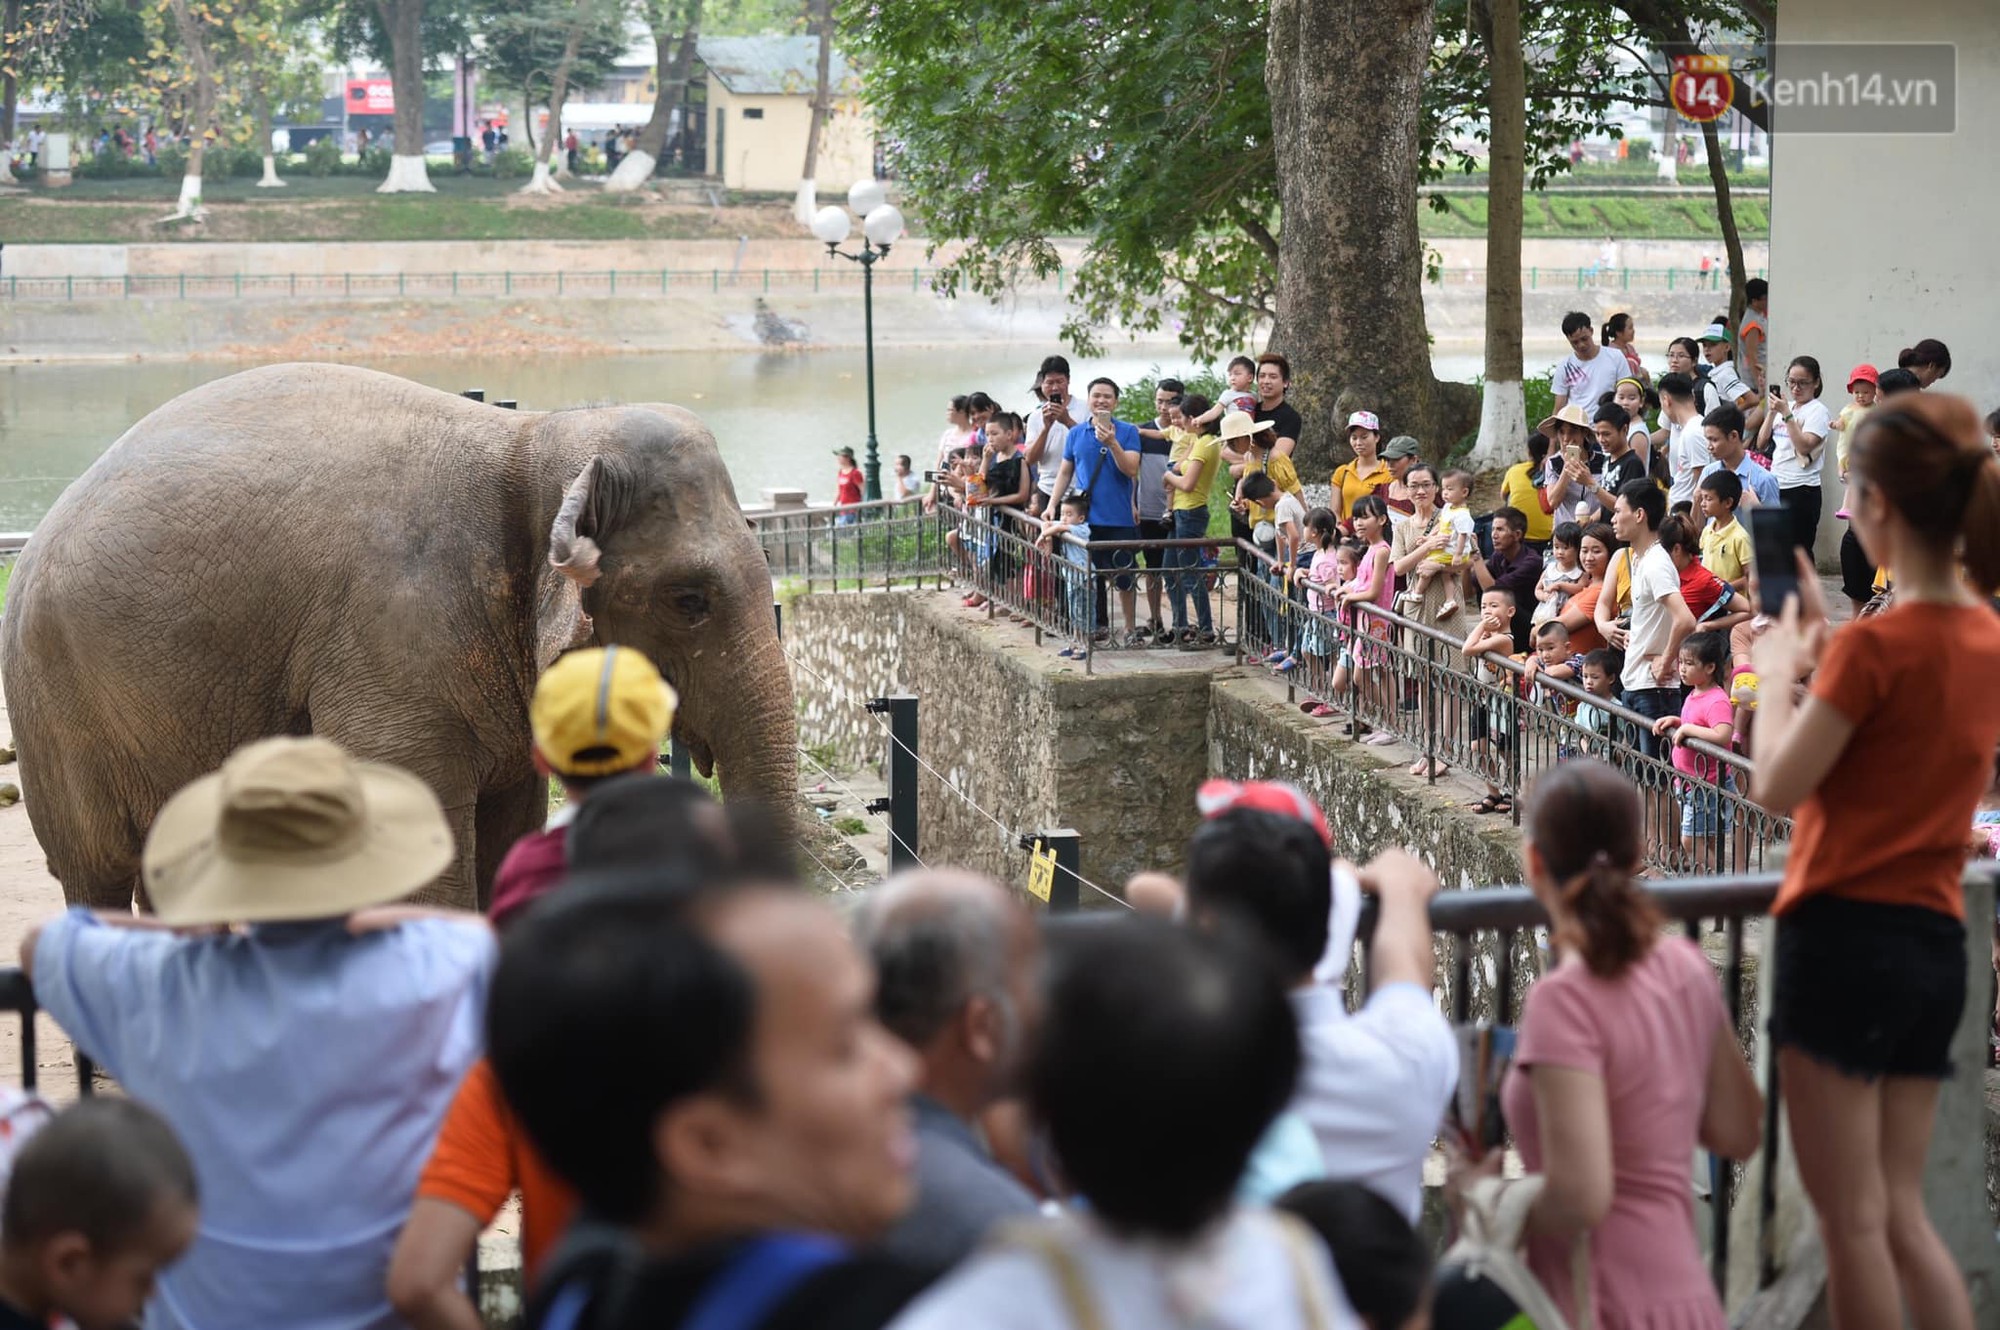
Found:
[1267,0,1480,466]
[472,0,625,192]
[602,0,700,190]
[312,0,473,189]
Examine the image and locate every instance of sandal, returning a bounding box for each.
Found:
[1307,703,1339,719]
[1468,793,1513,815]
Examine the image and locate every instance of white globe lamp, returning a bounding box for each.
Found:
[847,178,887,217]
[863,203,905,248]
[811,205,853,246]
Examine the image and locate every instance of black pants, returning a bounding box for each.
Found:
[1781,485,1822,564]
[1839,526,1875,607]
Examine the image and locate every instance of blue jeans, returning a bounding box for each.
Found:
[1168,508,1212,632]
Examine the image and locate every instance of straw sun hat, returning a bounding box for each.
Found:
[1218,410,1275,443]
[1535,402,1594,436]
[142,736,454,926]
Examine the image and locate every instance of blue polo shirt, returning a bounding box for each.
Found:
[1700,455,1781,507]
[1064,419,1141,529]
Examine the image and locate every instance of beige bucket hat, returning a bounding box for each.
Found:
[1218,410,1275,443]
[142,736,454,926]
[1535,402,1594,436]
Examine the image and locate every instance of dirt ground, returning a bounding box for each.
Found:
[0,682,92,1101]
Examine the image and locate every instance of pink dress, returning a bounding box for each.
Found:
[1501,937,1728,1330]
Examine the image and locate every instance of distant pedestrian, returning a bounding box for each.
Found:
[564,129,579,173]
[605,127,623,173]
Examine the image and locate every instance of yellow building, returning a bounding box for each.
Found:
[698,36,876,194]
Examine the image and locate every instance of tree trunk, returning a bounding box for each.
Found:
[520,90,534,153]
[375,0,435,192]
[255,90,285,187]
[164,0,215,217]
[1464,0,1526,475]
[1699,115,1746,332]
[606,0,703,192]
[1656,96,1678,184]
[1266,0,1480,474]
[520,15,583,195]
[0,0,19,185]
[796,0,832,222]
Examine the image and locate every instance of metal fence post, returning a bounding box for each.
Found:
[669,742,692,779]
[866,695,920,870]
[496,400,518,410]
[1044,829,1081,913]
[773,601,783,640]
[461,389,485,402]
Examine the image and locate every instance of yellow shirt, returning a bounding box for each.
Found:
[1331,458,1392,520]
[1242,448,1303,524]
[1700,517,1752,585]
[1834,402,1871,476]
[1501,460,1554,542]
[1166,429,1223,513]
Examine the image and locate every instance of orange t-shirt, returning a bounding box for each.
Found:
[1563,583,1607,656]
[1774,601,2000,921]
[415,1058,578,1278]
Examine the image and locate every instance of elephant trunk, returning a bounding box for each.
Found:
[701,622,799,830]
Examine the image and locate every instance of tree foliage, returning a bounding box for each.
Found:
[470,0,626,112]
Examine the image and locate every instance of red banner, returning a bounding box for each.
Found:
[345,79,395,115]
[1670,54,1731,124]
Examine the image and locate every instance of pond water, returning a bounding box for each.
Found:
[0,348,1483,531]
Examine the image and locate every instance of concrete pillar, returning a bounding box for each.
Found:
[1769,0,1999,566]
[762,487,809,510]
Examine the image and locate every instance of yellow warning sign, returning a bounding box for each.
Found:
[1026,840,1056,903]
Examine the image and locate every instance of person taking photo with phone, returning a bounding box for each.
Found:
[1750,392,2000,1330]
[1756,355,1831,562]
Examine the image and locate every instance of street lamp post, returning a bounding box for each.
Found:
[810,180,905,502]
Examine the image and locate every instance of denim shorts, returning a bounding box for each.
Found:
[1771,894,1966,1080]
[1679,777,1735,837]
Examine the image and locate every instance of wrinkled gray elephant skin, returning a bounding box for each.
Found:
[0,363,797,909]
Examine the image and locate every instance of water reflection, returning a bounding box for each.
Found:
[0,349,1482,530]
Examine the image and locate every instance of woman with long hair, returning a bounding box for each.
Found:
[1555,521,1618,657]
[1390,463,1471,778]
[1755,354,1831,561]
[1457,760,1761,1328]
[1752,392,2000,1330]
[1601,312,1648,384]
[1896,338,1952,388]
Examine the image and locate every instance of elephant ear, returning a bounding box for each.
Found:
[548,456,632,587]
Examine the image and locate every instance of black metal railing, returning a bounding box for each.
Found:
[0,968,96,1097]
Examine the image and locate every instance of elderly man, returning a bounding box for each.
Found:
[852,870,1042,1270]
[22,736,495,1330]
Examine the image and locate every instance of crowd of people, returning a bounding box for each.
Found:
[8,393,2000,1330]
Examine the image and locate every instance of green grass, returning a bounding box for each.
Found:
[1417,192,1768,240]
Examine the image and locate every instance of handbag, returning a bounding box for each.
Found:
[1435,1176,1593,1330]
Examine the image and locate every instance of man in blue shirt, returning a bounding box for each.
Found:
[1699,403,1781,508]
[1045,377,1143,643]
[22,736,495,1330]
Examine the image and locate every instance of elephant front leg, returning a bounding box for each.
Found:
[407,795,480,910]
[474,775,550,911]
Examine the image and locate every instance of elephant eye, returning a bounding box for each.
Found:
[675,590,711,620]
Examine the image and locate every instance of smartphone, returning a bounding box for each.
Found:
[1093,409,1114,429]
[1564,442,1585,467]
[1748,505,1797,616]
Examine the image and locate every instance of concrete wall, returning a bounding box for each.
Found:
[707,90,873,195]
[1771,0,2000,561]
[783,591,1209,894]
[784,590,1527,897]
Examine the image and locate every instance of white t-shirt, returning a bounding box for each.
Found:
[1291,983,1458,1222]
[1769,397,1832,489]
[1025,394,1089,494]
[1667,414,1713,509]
[888,1209,1360,1330]
[1551,346,1627,412]
[1704,359,1753,411]
[1621,542,1684,692]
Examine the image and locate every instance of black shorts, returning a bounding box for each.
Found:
[1136,518,1172,570]
[1089,525,1139,592]
[1770,894,1967,1081]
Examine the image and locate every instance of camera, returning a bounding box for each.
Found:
[922,469,942,482]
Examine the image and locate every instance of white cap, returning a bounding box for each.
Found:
[1346,411,1381,433]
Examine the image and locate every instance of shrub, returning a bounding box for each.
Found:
[222,145,265,178]
[1548,196,1598,229]
[76,149,139,179]
[354,145,391,177]
[492,147,532,179]
[302,136,343,177]
[1597,197,1652,231]
[1670,200,1719,234]
[1734,201,1769,231]
[1449,195,1488,227]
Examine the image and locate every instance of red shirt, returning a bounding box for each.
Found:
[835,465,863,505]
[487,825,568,929]
[1677,559,1727,620]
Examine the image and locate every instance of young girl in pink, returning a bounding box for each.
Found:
[1340,494,1398,742]
[1294,510,1347,704]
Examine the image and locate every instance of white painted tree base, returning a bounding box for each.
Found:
[257,155,286,188]
[602,151,656,193]
[519,161,564,195]
[0,161,15,186]
[793,178,817,226]
[1464,378,1529,475]
[174,172,205,219]
[376,154,435,193]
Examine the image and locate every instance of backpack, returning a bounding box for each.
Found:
[1433,1177,1590,1330]
[534,1229,845,1330]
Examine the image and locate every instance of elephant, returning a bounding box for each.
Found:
[0,362,797,910]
